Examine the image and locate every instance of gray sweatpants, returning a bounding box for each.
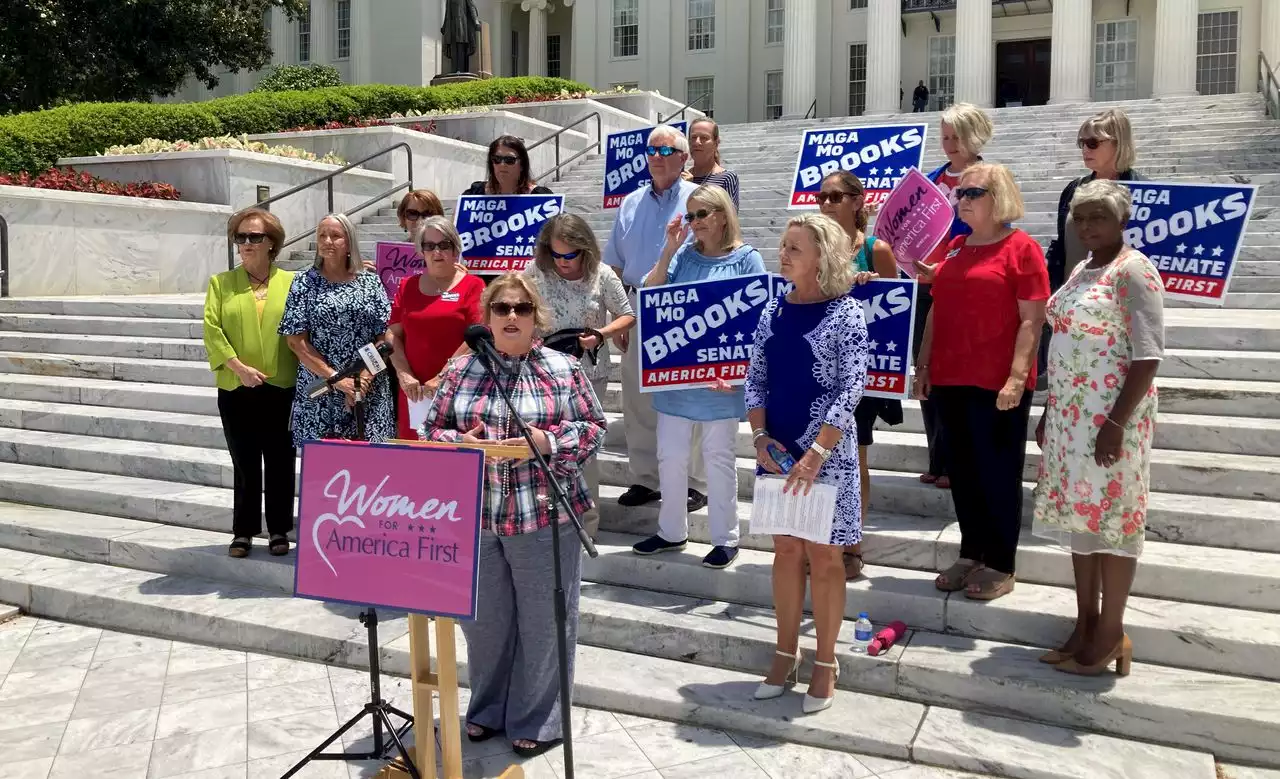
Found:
[461,522,582,742]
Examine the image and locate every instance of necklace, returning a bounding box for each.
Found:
[495,353,531,497]
[246,267,270,300]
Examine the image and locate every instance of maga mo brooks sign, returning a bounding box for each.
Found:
[789,123,927,209]
[455,193,565,274]
[1123,181,1257,305]
[637,273,774,392]
[602,121,687,209]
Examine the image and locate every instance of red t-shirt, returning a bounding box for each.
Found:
[389,272,485,439]
[929,230,1050,393]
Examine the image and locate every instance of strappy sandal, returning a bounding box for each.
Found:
[843,550,864,580]
[268,534,290,556]
[512,738,562,758]
[964,568,1016,601]
[466,723,499,743]
[935,558,980,592]
[228,537,251,558]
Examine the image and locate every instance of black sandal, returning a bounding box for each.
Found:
[268,534,290,556]
[228,537,251,558]
[512,738,562,758]
[466,723,499,743]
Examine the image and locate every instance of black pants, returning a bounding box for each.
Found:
[912,288,947,477]
[218,384,297,539]
[933,385,1032,575]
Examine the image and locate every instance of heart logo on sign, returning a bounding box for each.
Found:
[311,512,366,577]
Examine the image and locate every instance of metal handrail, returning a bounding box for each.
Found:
[804,98,818,120]
[1260,50,1280,120]
[226,141,414,270]
[529,111,603,183]
[656,91,710,124]
[0,214,8,298]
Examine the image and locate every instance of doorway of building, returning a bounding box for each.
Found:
[995,38,1051,107]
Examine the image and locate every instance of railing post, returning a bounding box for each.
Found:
[406,146,414,192]
[554,137,562,182]
[326,179,335,215]
[0,215,9,298]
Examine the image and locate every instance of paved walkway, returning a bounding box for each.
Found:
[0,614,991,779]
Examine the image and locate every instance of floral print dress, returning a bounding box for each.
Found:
[1032,249,1164,557]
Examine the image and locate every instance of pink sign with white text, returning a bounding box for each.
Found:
[874,168,953,278]
[375,241,423,301]
[294,440,485,620]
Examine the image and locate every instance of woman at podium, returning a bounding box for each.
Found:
[422,273,606,758]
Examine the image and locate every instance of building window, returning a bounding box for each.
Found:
[847,43,867,116]
[850,0,868,8]
[511,30,520,76]
[927,35,955,111]
[767,0,784,44]
[766,70,783,119]
[613,0,639,58]
[1094,19,1138,101]
[688,0,715,51]
[1197,10,1239,95]
[297,6,311,63]
[335,0,351,60]
[547,34,562,78]
[687,77,714,118]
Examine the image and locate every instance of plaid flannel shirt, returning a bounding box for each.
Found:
[424,347,607,536]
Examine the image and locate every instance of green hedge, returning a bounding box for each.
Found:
[0,76,591,173]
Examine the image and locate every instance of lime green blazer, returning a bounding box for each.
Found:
[203,266,300,391]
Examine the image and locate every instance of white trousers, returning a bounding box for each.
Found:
[656,413,739,547]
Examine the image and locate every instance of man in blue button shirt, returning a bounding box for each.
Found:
[604,125,707,513]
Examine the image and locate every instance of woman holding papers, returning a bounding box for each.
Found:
[746,213,869,714]
[386,216,485,440]
[630,184,766,570]
[1032,180,1164,677]
[423,273,606,758]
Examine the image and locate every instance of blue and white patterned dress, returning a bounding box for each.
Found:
[278,268,395,446]
[745,295,870,545]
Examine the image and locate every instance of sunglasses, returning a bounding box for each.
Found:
[491,154,520,166]
[815,191,856,205]
[403,209,431,221]
[685,208,716,223]
[646,145,679,157]
[550,248,581,261]
[489,301,536,317]
[420,240,456,253]
[234,232,268,245]
[954,187,989,201]
[1077,137,1109,150]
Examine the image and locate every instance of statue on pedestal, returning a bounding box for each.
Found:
[442,0,481,74]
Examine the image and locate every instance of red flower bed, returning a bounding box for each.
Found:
[0,167,181,200]
[281,116,438,135]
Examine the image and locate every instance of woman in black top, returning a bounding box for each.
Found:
[464,135,555,196]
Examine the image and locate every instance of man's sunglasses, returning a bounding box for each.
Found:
[955,187,989,201]
[489,301,536,317]
[420,240,456,253]
[1077,137,1109,150]
[491,154,520,166]
[550,248,581,261]
[234,232,268,245]
[646,145,679,157]
[686,208,716,222]
[815,191,856,205]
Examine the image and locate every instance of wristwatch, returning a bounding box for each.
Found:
[809,441,833,462]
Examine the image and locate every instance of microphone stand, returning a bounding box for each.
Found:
[474,343,597,779]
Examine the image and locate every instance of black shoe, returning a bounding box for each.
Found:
[702,546,739,569]
[687,489,708,513]
[632,534,688,555]
[618,484,661,507]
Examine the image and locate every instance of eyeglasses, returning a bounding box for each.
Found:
[815,191,855,205]
[420,240,456,253]
[549,248,581,261]
[234,232,268,245]
[1077,137,1108,150]
[403,209,431,221]
[646,145,679,157]
[491,154,520,166]
[954,187,989,201]
[685,208,716,223]
[489,301,536,317]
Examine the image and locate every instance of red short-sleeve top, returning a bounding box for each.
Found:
[390,272,486,383]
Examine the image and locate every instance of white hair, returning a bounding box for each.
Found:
[1070,179,1134,224]
[647,124,690,154]
[313,212,364,274]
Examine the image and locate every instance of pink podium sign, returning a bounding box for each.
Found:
[874,169,954,278]
[294,440,485,620]
[375,241,422,301]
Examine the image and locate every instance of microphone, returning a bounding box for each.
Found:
[867,621,908,657]
[464,324,503,365]
[305,341,393,399]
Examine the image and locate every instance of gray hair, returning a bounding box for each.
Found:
[313,213,363,274]
[1079,108,1137,172]
[648,124,690,154]
[1070,179,1134,224]
[941,102,994,157]
[784,213,857,298]
[414,215,463,257]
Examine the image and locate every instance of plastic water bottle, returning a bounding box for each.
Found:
[766,443,796,474]
[853,612,873,654]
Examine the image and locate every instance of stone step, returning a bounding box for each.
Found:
[0,296,203,319]
[0,313,205,339]
[0,332,209,362]
[0,352,211,386]
[0,373,217,416]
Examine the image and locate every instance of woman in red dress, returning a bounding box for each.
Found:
[387,215,486,440]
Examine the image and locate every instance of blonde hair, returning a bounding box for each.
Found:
[783,213,857,298]
[940,102,994,157]
[1079,108,1137,172]
[481,273,552,333]
[533,214,602,279]
[959,163,1025,224]
[688,184,742,254]
[228,207,286,262]
[313,213,363,274]
[413,215,463,258]
[1070,179,1134,224]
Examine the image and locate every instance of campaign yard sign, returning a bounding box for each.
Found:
[374,241,421,300]
[602,121,688,209]
[294,440,485,620]
[1123,181,1257,305]
[789,123,927,209]
[637,273,774,392]
[455,193,565,274]
[873,169,953,278]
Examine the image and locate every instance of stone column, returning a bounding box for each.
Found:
[954,0,993,107]
[564,0,595,86]
[1152,0,1199,97]
[865,0,901,115]
[310,0,332,65]
[781,0,817,118]
[351,0,373,83]
[269,6,289,65]
[1262,0,1280,80]
[523,0,548,77]
[1049,0,1093,103]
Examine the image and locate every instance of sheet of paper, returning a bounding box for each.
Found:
[749,475,838,545]
[407,396,433,432]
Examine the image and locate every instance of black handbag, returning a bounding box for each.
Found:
[542,327,604,365]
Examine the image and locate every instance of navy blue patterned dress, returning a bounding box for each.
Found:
[278,268,395,446]
[744,295,870,545]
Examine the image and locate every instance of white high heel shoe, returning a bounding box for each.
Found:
[754,650,802,700]
[802,659,840,714]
